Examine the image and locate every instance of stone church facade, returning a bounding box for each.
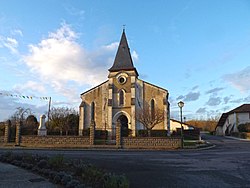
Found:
[79,31,170,138]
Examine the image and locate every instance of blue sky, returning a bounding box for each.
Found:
[0,0,250,122]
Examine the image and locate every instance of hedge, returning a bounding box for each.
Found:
[137,130,168,137]
[238,123,250,133]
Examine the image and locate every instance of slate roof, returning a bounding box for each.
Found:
[109,30,138,76]
[216,104,250,127]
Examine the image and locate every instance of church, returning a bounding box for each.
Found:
[79,30,170,138]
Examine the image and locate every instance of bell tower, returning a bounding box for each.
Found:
[107,30,138,136]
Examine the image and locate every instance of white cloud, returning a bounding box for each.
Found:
[223,66,250,92]
[205,87,224,96]
[196,107,206,114]
[64,5,85,20]
[131,50,139,62]
[11,29,23,37]
[0,36,19,54]
[184,91,200,102]
[13,81,46,94]
[104,42,119,51]
[206,97,221,106]
[23,23,118,101]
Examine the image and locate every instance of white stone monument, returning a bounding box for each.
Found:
[38,115,47,136]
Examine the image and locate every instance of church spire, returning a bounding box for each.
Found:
[109,30,138,76]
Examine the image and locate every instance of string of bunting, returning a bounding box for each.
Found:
[0,92,50,101]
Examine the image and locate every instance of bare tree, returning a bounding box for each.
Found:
[48,107,78,135]
[10,107,32,124]
[136,102,165,137]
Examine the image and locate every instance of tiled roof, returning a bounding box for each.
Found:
[227,104,250,114]
[109,30,138,76]
[216,104,250,127]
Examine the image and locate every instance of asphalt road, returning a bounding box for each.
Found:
[1,134,250,188]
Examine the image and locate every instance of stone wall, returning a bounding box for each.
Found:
[21,136,90,148]
[0,136,4,143]
[122,137,181,149]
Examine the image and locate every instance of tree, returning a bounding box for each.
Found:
[24,115,39,134]
[136,102,165,137]
[48,107,79,135]
[10,107,32,123]
[186,116,219,132]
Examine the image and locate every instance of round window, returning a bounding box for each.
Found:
[118,76,126,84]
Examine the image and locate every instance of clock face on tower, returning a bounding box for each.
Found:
[119,76,126,84]
[116,73,128,85]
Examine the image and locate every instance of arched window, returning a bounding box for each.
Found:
[119,90,125,106]
[91,102,95,121]
[151,99,155,120]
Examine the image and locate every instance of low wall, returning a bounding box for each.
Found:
[21,136,90,148]
[122,137,181,149]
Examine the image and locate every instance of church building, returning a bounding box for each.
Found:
[79,30,170,138]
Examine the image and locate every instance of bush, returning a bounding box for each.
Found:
[48,154,64,170]
[104,173,129,188]
[137,130,168,137]
[183,129,200,140]
[95,130,108,139]
[82,128,90,136]
[0,152,129,188]
[238,123,250,133]
[121,129,132,137]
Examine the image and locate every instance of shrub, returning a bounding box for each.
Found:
[137,130,168,137]
[104,173,129,188]
[81,165,104,187]
[121,129,132,137]
[238,123,250,133]
[231,132,239,137]
[95,130,108,139]
[82,128,90,136]
[1,152,130,188]
[22,153,34,164]
[37,159,49,169]
[137,130,148,137]
[48,154,64,170]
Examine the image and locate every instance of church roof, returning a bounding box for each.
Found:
[109,30,138,76]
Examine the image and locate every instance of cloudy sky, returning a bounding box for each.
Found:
[0,0,250,122]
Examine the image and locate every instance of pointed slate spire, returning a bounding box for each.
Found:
[109,30,138,76]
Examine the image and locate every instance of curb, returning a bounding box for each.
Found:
[224,136,250,142]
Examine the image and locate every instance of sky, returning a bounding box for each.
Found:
[0,0,250,122]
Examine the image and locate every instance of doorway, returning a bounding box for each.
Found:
[118,115,129,137]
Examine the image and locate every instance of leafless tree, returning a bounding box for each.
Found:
[10,107,32,125]
[136,102,165,137]
[48,107,78,135]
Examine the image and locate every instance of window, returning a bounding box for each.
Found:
[117,75,126,84]
[91,102,95,121]
[151,99,155,120]
[119,90,125,106]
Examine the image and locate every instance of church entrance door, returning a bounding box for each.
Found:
[118,115,129,137]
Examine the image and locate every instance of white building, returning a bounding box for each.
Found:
[170,119,194,133]
[215,104,250,136]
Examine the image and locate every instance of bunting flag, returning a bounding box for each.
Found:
[0,92,50,101]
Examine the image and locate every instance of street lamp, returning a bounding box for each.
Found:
[178,101,184,149]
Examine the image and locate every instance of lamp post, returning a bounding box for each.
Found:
[178,101,184,149]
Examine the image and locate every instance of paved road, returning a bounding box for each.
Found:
[1,134,250,188]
